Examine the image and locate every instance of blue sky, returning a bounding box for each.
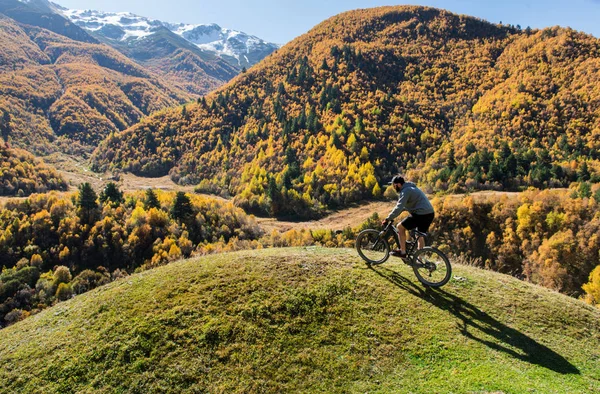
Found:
[56,0,600,44]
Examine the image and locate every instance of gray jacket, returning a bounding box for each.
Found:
[386,182,434,220]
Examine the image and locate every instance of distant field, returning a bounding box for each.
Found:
[1,247,598,393]
[0,165,213,206]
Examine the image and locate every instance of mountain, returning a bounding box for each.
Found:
[0,0,274,160]
[91,6,600,218]
[1,248,598,392]
[57,6,279,94]
[0,7,190,155]
[60,7,280,68]
[0,0,96,43]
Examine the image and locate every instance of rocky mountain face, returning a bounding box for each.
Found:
[5,0,278,96]
[56,5,279,95]
[60,7,280,68]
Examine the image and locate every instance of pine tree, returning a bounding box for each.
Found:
[353,117,364,134]
[171,192,194,221]
[446,146,456,170]
[99,182,123,206]
[144,188,160,210]
[267,176,283,216]
[77,183,99,224]
[181,105,188,120]
[577,161,591,182]
[0,110,10,141]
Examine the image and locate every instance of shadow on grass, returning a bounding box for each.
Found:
[368,265,580,375]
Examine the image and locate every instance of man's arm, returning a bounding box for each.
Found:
[385,192,407,222]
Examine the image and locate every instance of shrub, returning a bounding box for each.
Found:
[53,266,72,287]
[55,283,73,301]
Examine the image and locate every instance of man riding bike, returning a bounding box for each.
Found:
[382,175,435,258]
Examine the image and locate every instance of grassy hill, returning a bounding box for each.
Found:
[1,247,598,393]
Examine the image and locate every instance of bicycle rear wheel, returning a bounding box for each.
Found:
[412,247,452,287]
[356,229,389,265]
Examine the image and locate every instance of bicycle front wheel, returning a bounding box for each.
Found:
[356,229,390,265]
[412,247,452,287]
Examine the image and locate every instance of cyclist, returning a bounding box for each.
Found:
[381,175,435,258]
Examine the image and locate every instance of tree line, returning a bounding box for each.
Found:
[0,184,261,327]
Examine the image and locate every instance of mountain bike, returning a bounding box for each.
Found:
[356,222,452,287]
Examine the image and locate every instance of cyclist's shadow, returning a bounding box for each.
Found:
[368,265,580,375]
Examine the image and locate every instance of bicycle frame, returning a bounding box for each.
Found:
[357,222,452,286]
[380,223,423,257]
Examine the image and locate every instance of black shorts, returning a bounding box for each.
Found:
[400,212,435,233]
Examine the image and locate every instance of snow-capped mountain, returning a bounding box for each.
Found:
[60,8,279,67]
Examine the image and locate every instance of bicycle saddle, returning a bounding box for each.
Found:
[413,230,428,238]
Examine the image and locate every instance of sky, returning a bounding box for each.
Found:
[54,0,600,44]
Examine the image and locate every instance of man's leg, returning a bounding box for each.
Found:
[398,222,407,253]
[416,213,435,250]
[392,215,417,258]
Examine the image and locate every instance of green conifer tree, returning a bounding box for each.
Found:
[171,192,194,222]
[144,188,161,210]
[99,182,123,206]
[77,183,99,224]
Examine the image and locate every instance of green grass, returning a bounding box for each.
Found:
[1,247,599,393]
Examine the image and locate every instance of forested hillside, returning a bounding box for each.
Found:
[90,28,241,96]
[0,187,262,327]
[0,142,67,196]
[92,6,600,218]
[3,182,599,328]
[0,15,190,155]
[431,185,600,298]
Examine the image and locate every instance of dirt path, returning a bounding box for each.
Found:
[256,189,562,233]
[256,201,391,233]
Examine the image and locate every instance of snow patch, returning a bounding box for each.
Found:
[59,7,280,64]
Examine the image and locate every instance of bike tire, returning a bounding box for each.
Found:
[412,247,452,287]
[356,229,390,265]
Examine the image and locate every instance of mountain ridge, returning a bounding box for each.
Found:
[60,6,280,69]
[92,6,600,217]
[0,13,191,154]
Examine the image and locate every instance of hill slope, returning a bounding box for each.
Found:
[1,248,598,393]
[0,142,67,196]
[0,10,191,155]
[92,6,600,217]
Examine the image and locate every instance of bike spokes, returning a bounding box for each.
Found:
[356,230,389,265]
[412,248,451,287]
